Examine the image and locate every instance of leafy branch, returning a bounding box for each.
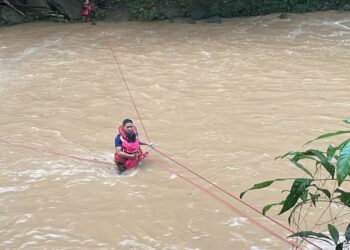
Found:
[241,119,350,248]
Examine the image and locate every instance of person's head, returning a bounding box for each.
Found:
[122,118,133,134]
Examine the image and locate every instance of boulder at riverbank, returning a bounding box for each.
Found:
[0,5,25,24]
[0,0,81,25]
[48,0,81,19]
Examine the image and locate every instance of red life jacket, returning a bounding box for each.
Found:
[81,0,92,16]
[119,126,140,154]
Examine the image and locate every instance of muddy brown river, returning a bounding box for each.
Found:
[1,10,350,250]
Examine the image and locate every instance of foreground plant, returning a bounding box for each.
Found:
[241,119,350,249]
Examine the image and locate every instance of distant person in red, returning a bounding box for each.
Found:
[114,119,154,173]
[81,0,94,23]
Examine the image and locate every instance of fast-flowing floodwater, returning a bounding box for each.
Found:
[1,10,350,250]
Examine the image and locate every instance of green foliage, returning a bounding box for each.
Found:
[279,178,313,214]
[241,119,350,247]
[111,0,128,6]
[335,188,350,207]
[108,0,350,20]
[305,130,350,145]
[46,14,67,23]
[240,179,287,198]
[92,7,107,21]
[329,224,340,244]
[262,201,284,215]
[4,0,350,24]
[337,140,350,185]
[2,0,350,26]
[287,230,333,243]
[287,224,346,248]
[122,0,168,21]
[0,19,7,26]
[345,223,350,241]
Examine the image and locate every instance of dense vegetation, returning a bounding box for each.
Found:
[1,0,350,25]
[109,0,350,20]
[241,120,350,249]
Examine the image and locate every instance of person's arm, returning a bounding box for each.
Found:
[116,146,137,159]
[139,141,155,148]
[139,141,148,146]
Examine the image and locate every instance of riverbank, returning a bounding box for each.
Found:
[1,0,350,26]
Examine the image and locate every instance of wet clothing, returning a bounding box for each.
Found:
[114,126,146,170]
[114,134,122,148]
[81,0,93,16]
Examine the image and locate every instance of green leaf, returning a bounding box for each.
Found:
[288,231,332,244]
[336,243,343,250]
[305,149,327,160]
[291,152,316,162]
[336,140,350,186]
[279,178,313,215]
[345,223,350,241]
[288,209,293,225]
[240,179,286,199]
[275,151,297,160]
[262,201,284,215]
[336,138,350,151]
[301,190,309,202]
[290,160,313,178]
[328,224,339,244]
[316,187,331,199]
[305,149,335,178]
[326,145,337,161]
[335,188,350,207]
[305,130,350,145]
[344,119,350,125]
[309,193,320,206]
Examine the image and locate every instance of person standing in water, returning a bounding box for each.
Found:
[81,0,94,23]
[114,119,154,173]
